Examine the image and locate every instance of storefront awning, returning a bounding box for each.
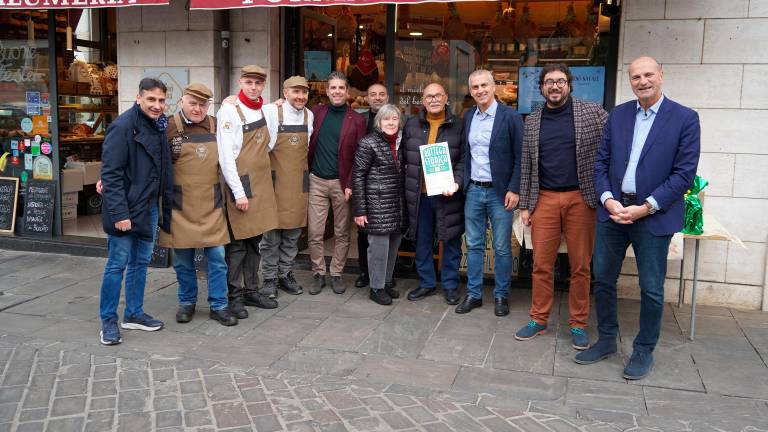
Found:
[0,0,168,8]
[189,0,481,10]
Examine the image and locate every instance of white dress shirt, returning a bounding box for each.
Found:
[216,101,265,200]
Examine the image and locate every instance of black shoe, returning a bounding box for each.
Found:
[369,288,392,306]
[455,296,482,314]
[229,299,249,319]
[260,278,278,299]
[278,271,303,295]
[309,273,325,295]
[444,289,460,305]
[210,309,238,326]
[244,291,278,309]
[407,286,436,301]
[331,275,345,294]
[175,304,195,323]
[354,273,369,288]
[494,297,509,317]
[384,281,400,299]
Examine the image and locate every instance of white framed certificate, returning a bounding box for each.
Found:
[420,142,454,196]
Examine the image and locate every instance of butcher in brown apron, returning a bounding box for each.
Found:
[158,83,237,327]
[258,76,313,298]
[216,65,279,319]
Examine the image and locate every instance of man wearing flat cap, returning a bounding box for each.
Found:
[159,82,237,326]
[217,65,279,319]
[257,76,315,298]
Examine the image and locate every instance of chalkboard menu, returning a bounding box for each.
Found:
[149,225,170,268]
[22,180,55,237]
[0,177,19,235]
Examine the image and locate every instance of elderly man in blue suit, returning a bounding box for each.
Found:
[456,69,523,317]
[575,56,700,380]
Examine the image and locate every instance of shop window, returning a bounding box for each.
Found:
[0,10,54,231]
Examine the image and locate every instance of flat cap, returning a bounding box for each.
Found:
[283,75,309,89]
[183,82,213,101]
[241,65,267,79]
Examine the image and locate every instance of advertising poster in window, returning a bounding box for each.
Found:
[517,66,605,114]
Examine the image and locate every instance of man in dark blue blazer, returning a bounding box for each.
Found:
[575,57,700,380]
[455,69,523,317]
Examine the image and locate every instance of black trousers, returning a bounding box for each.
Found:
[357,231,368,274]
[225,234,262,300]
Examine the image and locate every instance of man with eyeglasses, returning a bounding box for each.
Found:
[458,69,523,317]
[515,64,608,349]
[402,83,465,305]
[158,83,237,326]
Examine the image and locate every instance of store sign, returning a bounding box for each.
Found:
[0,0,168,7]
[190,0,482,9]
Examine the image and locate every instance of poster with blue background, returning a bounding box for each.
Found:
[517,66,605,114]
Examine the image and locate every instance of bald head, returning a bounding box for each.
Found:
[628,56,664,109]
[366,84,388,112]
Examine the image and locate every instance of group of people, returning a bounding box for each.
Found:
[97,55,700,382]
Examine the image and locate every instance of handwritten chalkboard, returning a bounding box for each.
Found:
[22,180,55,237]
[0,177,19,235]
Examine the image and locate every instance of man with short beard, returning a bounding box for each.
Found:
[258,76,314,299]
[158,83,237,327]
[355,83,389,289]
[217,65,279,319]
[515,64,607,350]
[402,83,465,306]
[307,71,366,295]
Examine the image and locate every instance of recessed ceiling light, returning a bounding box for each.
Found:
[409,32,423,36]
[327,33,333,37]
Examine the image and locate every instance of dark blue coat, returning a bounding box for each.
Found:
[462,102,524,202]
[595,97,700,236]
[100,103,173,240]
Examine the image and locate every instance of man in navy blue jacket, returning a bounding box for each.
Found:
[98,77,174,346]
[575,56,700,380]
[457,69,523,317]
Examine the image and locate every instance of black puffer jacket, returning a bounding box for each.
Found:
[352,129,406,235]
[402,108,465,241]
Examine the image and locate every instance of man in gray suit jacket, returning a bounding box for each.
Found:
[515,64,608,351]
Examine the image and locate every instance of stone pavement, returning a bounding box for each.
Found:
[1,249,767,431]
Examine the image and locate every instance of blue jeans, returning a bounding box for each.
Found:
[99,205,158,322]
[592,220,672,353]
[464,184,513,299]
[173,246,229,311]
[416,194,461,291]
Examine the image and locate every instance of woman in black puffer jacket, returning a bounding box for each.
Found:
[352,104,406,306]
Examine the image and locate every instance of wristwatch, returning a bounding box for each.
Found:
[644,200,656,215]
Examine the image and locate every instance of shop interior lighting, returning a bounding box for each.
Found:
[327,33,333,37]
[409,32,423,36]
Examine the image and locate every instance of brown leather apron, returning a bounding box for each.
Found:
[224,105,278,240]
[159,114,229,249]
[271,105,310,229]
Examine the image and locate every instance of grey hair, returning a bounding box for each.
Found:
[327,71,349,86]
[468,69,494,86]
[373,104,404,131]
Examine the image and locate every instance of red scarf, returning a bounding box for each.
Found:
[238,90,263,110]
[384,132,398,165]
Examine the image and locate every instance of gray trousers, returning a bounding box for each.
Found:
[259,228,302,279]
[367,233,402,290]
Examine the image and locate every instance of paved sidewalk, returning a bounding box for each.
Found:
[0,249,767,431]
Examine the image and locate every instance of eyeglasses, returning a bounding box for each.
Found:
[423,94,446,102]
[542,79,568,88]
